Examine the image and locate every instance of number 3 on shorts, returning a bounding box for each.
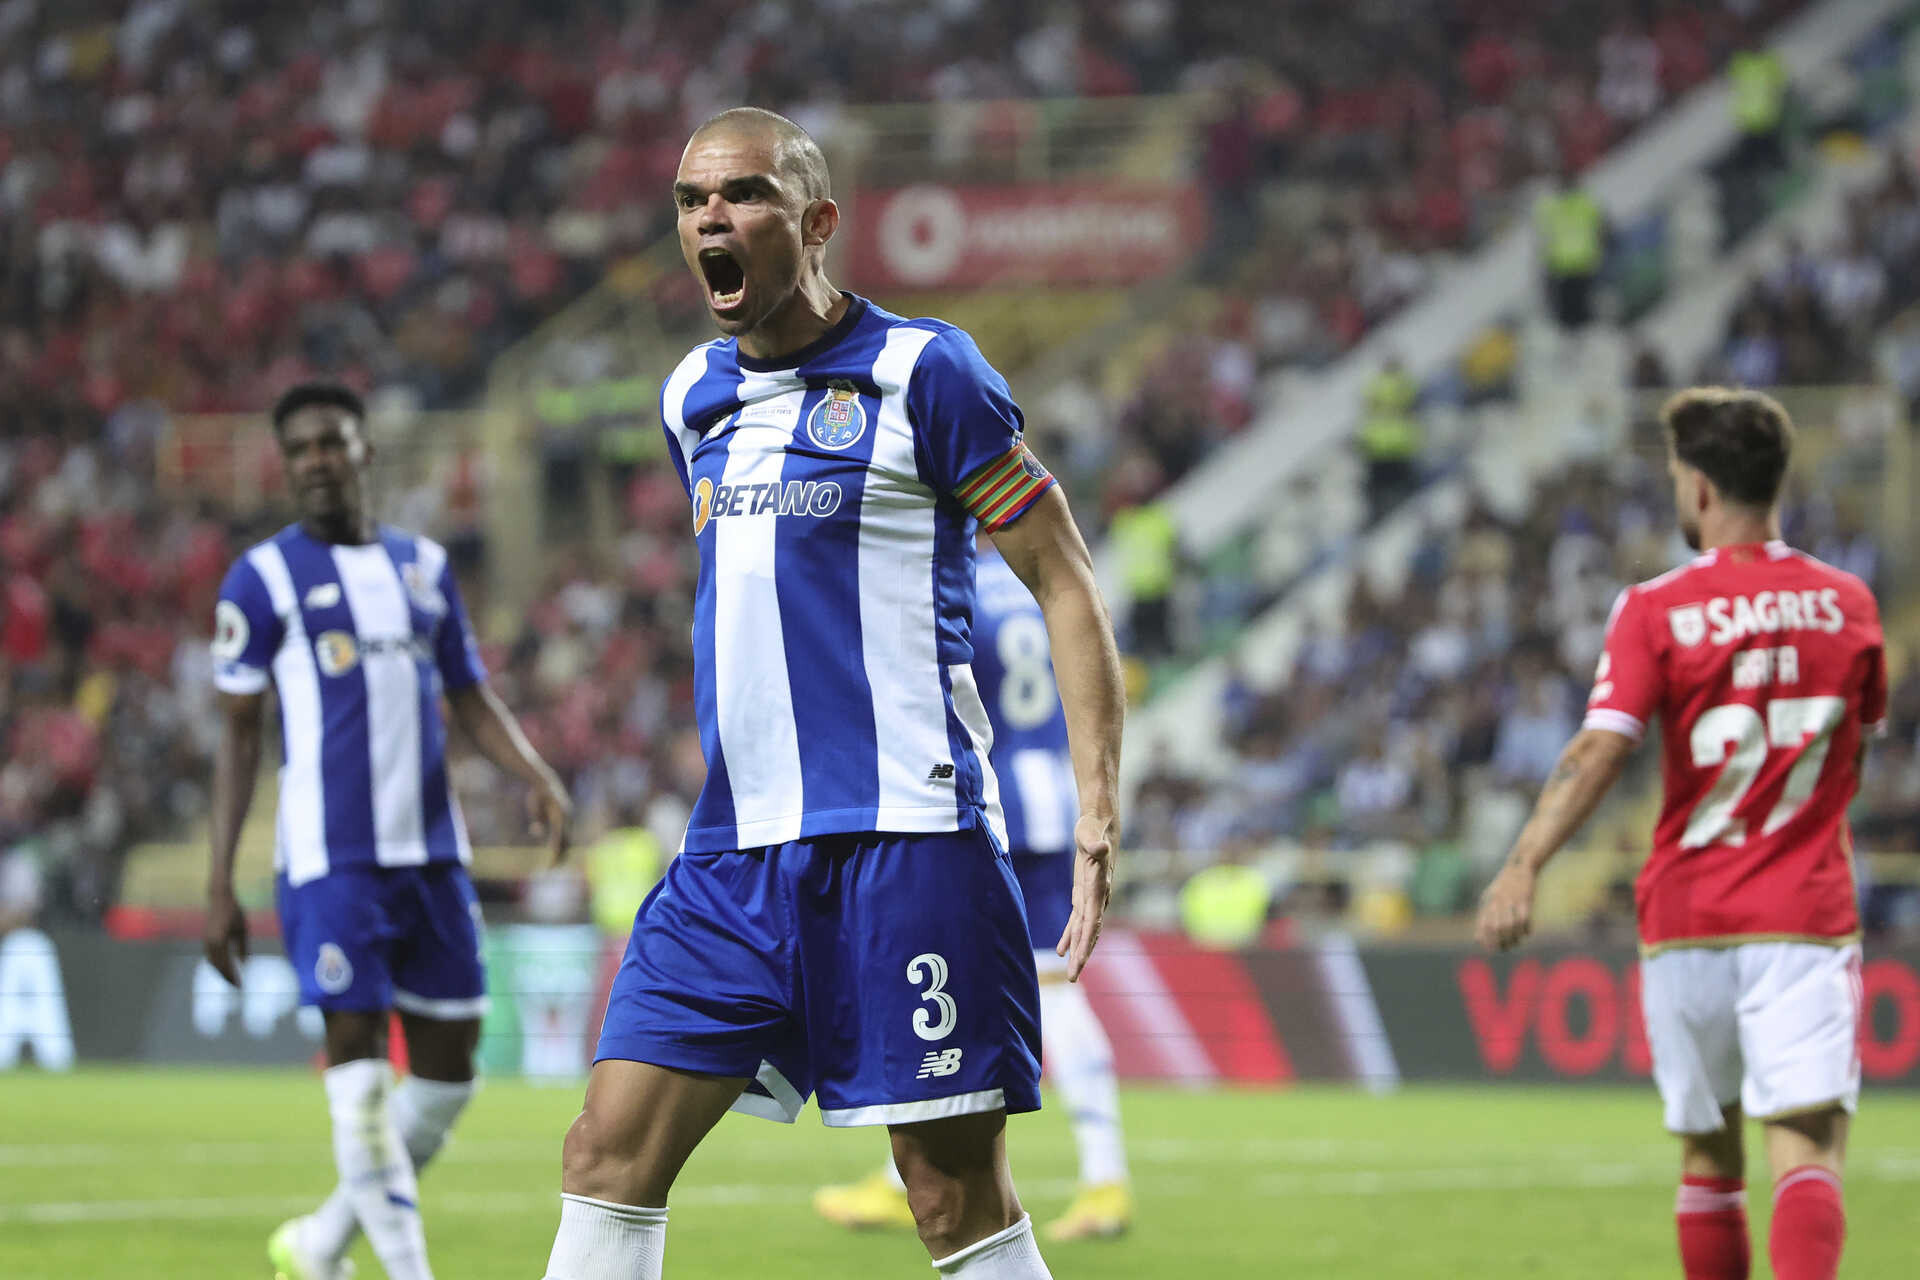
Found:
[907,952,957,1041]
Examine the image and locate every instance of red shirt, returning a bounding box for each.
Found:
[1584,542,1885,951]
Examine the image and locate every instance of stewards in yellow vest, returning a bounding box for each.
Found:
[1180,862,1273,949]
[1109,499,1178,659]
[1535,170,1605,330]
[1730,49,1787,138]
[1358,357,1423,520]
[1727,46,1789,197]
[586,822,663,938]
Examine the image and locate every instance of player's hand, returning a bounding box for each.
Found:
[1474,863,1537,952]
[528,771,574,866]
[203,891,249,987]
[1058,812,1117,982]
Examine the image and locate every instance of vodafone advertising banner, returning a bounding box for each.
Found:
[844,183,1207,290]
[12,930,1920,1089]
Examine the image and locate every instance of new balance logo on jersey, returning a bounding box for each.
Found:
[927,763,954,781]
[917,1048,964,1079]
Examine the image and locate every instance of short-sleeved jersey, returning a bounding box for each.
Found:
[1582,541,1885,952]
[212,524,486,887]
[973,549,1076,855]
[659,294,1055,855]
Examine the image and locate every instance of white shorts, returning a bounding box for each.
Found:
[1641,941,1861,1134]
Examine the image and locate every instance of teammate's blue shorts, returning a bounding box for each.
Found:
[596,826,1042,1127]
[1012,852,1073,955]
[277,862,489,1018]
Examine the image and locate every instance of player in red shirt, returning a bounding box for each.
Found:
[1476,388,1883,1280]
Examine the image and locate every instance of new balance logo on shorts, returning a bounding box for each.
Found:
[917,1048,964,1079]
[926,763,954,781]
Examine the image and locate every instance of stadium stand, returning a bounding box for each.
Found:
[5,0,1918,954]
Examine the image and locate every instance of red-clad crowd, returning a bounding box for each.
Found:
[0,0,1825,928]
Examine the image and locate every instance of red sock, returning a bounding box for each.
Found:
[1770,1165,1844,1280]
[1676,1175,1750,1279]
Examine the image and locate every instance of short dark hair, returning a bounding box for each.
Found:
[271,382,365,436]
[1662,387,1794,508]
[690,106,831,202]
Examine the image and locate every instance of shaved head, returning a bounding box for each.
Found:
[689,107,831,203]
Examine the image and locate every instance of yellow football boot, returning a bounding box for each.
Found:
[268,1217,356,1280]
[1044,1182,1133,1241]
[811,1170,917,1231]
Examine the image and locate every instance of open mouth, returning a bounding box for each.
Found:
[698,248,747,313]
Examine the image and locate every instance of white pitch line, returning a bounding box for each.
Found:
[0,1179,1094,1226]
[12,1158,1920,1226]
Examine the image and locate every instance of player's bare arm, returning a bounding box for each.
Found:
[446,682,573,864]
[205,688,267,986]
[992,484,1124,980]
[1475,727,1637,952]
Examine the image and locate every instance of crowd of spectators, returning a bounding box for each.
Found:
[1125,431,1920,936]
[1019,0,1804,530]
[0,0,1872,935]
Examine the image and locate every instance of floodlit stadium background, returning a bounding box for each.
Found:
[9,0,1920,1275]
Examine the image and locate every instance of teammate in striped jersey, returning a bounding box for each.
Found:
[813,545,1132,1240]
[539,109,1125,1280]
[204,383,572,1280]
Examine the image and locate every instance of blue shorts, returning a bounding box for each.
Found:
[1012,853,1072,955]
[596,827,1042,1127]
[276,862,489,1019]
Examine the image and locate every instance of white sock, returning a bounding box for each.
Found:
[305,1075,475,1265]
[931,1214,1052,1277]
[543,1193,667,1280]
[322,1059,433,1280]
[1038,975,1129,1186]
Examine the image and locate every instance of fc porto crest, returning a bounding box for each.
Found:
[806,382,868,451]
[315,942,354,994]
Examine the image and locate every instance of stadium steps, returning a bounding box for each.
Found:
[1090,0,1909,604]
[1125,19,1920,794]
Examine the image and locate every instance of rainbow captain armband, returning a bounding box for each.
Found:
[954,443,1055,531]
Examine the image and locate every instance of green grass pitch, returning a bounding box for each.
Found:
[5,1069,1919,1277]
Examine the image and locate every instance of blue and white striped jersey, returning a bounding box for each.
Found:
[660,294,1055,854]
[972,550,1077,856]
[211,524,485,886]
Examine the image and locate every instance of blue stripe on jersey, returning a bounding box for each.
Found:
[932,502,977,667]
[683,345,747,441]
[688,418,740,841]
[779,370,884,831]
[933,505,987,822]
[378,531,462,861]
[275,530,377,855]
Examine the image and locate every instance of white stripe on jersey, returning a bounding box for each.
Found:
[247,543,328,885]
[864,326,961,825]
[714,375,810,847]
[949,662,1008,851]
[662,342,720,479]
[413,538,474,865]
[333,544,427,868]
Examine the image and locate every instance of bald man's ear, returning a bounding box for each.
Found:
[803,198,839,249]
